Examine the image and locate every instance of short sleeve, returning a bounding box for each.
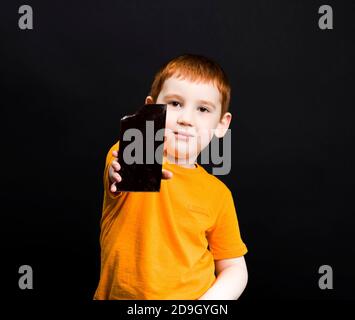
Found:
[206,190,248,260]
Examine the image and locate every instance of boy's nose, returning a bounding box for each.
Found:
[177,107,194,127]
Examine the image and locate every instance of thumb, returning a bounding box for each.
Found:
[162,169,173,180]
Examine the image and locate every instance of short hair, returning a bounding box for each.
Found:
[148,54,231,118]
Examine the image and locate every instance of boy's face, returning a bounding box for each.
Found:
[145,76,231,166]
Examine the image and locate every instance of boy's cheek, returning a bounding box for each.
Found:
[198,130,215,148]
[164,127,177,140]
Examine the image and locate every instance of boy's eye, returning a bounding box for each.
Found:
[168,101,181,107]
[198,106,210,113]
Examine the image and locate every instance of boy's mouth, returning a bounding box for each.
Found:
[173,130,194,140]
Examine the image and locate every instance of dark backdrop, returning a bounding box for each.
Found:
[1,0,354,300]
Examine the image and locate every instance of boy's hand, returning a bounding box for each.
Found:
[109,150,173,193]
[109,150,122,193]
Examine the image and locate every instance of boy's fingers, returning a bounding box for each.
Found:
[114,172,122,183]
[162,169,173,180]
[112,161,121,171]
[110,173,122,192]
[110,182,117,193]
[112,150,118,158]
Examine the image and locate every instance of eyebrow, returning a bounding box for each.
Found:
[163,94,216,110]
[163,94,185,101]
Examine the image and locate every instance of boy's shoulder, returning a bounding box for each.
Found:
[198,165,232,196]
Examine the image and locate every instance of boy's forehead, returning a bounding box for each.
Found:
[159,76,222,105]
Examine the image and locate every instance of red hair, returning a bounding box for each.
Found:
[149,54,231,119]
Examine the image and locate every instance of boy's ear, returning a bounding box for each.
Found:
[215,112,232,138]
[145,96,154,104]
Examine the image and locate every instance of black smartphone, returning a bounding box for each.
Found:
[117,104,167,192]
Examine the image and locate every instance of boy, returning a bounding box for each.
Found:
[94,54,248,300]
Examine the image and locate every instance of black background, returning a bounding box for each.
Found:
[1,0,354,300]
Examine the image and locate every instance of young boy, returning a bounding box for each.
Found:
[94,54,248,300]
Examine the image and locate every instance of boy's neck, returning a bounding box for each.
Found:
[163,153,197,169]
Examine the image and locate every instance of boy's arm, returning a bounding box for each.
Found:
[198,256,248,300]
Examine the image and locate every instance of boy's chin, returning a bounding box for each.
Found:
[164,149,198,162]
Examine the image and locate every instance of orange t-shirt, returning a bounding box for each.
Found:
[94,141,247,300]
